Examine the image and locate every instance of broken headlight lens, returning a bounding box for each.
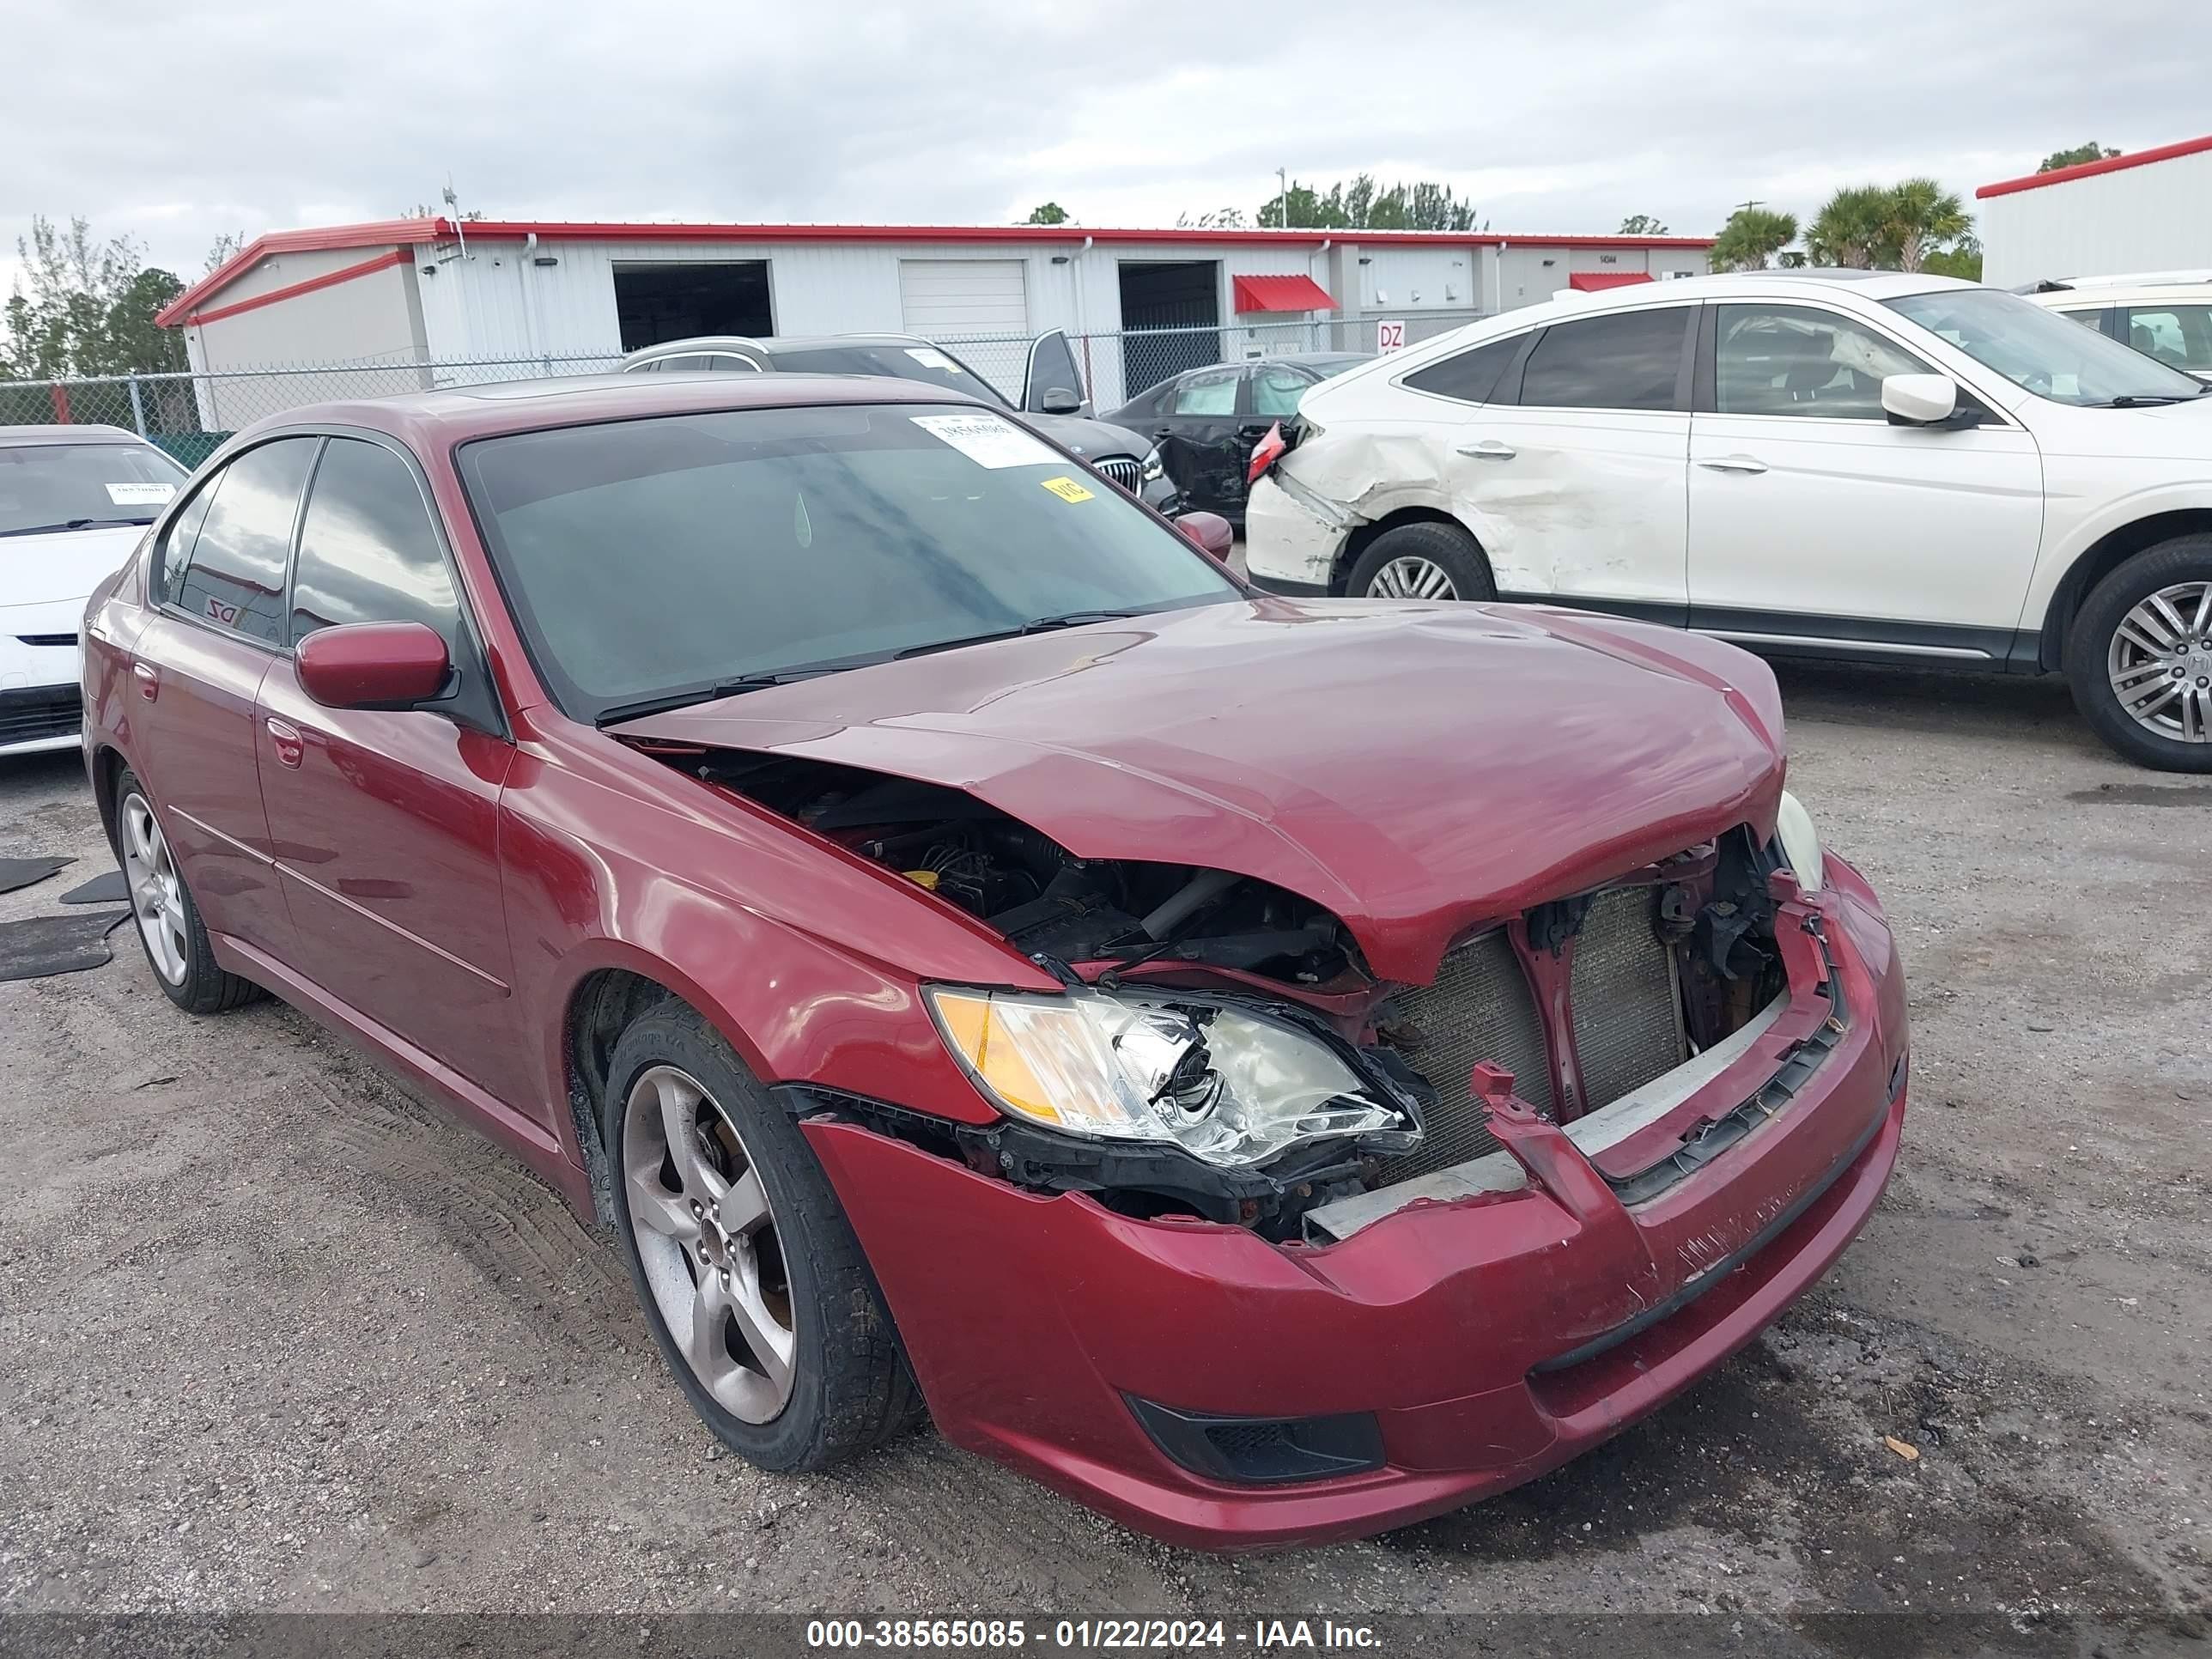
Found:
[1139,444,1166,485]
[1775,789,1825,894]
[926,986,1407,1167]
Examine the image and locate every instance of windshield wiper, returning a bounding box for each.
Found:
[2093,394,2191,408]
[0,516,154,538]
[894,610,1142,659]
[595,665,849,726]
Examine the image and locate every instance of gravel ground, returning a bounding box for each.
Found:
[0,660,2207,1653]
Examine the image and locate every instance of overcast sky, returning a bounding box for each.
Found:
[5,0,2209,301]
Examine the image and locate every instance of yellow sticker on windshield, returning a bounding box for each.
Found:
[1040,476,1095,503]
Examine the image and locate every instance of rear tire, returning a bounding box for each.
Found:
[112,769,261,1015]
[604,1004,923,1471]
[2066,536,2212,772]
[1345,521,1496,602]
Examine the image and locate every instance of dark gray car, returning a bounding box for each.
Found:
[619,331,1152,494]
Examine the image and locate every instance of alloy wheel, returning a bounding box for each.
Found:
[2107,580,2212,744]
[1366,556,1459,600]
[621,1064,797,1423]
[120,794,188,987]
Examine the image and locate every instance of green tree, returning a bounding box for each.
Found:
[203,232,246,271]
[1176,206,1249,229]
[2,215,188,380]
[1711,206,1798,270]
[1618,213,1669,235]
[1023,202,1071,225]
[2039,142,2121,173]
[1921,237,1984,282]
[1883,177,1969,272]
[1253,173,1480,232]
[1806,185,1897,268]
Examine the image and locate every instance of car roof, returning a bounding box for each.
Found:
[0,423,149,447]
[220,371,990,450]
[2034,276,2212,305]
[623,332,951,361]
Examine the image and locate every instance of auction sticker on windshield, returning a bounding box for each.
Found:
[1040,477,1095,503]
[106,483,174,507]
[910,413,1062,470]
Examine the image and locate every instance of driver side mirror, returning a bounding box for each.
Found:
[1882,373,1977,428]
[1039,387,1083,416]
[1177,511,1235,562]
[295,620,453,710]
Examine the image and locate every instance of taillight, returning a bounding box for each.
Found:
[1247,422,1286,485]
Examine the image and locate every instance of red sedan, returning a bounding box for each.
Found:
[82,373,1908,1549]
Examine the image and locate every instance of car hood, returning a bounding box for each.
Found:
[0,523,146,608]
[1028,412,1149,461]
[614,599,1787,985]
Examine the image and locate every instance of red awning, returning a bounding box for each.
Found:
[1567,271,1656,292]
[1231,274,1337,313]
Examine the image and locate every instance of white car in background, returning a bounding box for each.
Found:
[1,425,187,755]
[2027,271,2212,381]
[1245,271,2212,771]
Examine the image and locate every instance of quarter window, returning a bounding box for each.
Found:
[1714,305,1931,419]
[290,440,461,648]
[171,438,318,645]
[1519,307,1690,411]
[1401,333,1523,404]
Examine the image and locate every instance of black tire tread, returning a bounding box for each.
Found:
[113,769,263,1016]
[1344,520,1498,601]
[2065,534,2212,774]
[603,1004,924,1471]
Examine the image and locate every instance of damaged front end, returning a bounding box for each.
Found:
[632,740,1827,1244]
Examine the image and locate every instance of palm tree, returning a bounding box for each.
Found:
[1806,185,1894,269]
[1711,207,1799,271]
[1884,178,1970,272]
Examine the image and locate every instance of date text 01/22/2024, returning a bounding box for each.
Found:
[804,1620,1383,1650]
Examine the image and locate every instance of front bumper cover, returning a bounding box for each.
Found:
[802,862,1907,1551]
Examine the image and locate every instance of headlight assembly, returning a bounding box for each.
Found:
[1138,444,1166,484]
[1775,789,1825,894]
[926,986,1407,1167]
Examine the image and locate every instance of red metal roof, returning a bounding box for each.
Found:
[163,216,1717,327]
[1231,274,1336,313]
[1566,270,1655,291]
[1977,133,2212,199]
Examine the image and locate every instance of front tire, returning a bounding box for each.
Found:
[2067,537,2212,772]
[113,769,260,1015]
[604,1004,921,1471]
[1345,521,1497,602]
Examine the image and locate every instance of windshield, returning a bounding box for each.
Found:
[769,343,1010,409]
[1887,288,2209,406]
[459,403,1239,721]
[0,441,186,537]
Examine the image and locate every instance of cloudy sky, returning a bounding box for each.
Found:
[5,0,2209,296]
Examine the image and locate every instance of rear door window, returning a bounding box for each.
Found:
[1519,307,1691,411]
[1250,364,1315,418]
[2123,305,2212,374]
[170,438,318,645]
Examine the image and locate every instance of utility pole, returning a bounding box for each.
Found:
[1279,167,1289,228]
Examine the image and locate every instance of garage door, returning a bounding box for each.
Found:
[898,260,1030,337]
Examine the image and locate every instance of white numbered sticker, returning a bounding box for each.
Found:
[106,482,175,507]
[904,346,958,372]
[909,413,1060,470]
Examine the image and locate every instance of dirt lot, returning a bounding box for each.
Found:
[1,660,2207,1654]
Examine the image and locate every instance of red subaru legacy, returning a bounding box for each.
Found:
[82,373,1907,1549]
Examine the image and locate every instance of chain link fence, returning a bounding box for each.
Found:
[0,313,1492,467]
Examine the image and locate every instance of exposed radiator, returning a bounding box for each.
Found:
[1376,885,1688,1188]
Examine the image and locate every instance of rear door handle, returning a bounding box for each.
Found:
[264,715,304,769]
[131,661,158,701]
[1696,454,1768,473]
[1454,438,1516,459]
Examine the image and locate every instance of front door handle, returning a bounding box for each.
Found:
[264,715,304,769]
[131,661,158,701]
[1696,454,1769,473]
[1455,438,1516,459]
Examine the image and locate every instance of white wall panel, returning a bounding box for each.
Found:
[1981,150,2212,289]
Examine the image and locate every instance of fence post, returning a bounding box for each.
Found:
[127,374,149,437]
[50,382,70,424]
